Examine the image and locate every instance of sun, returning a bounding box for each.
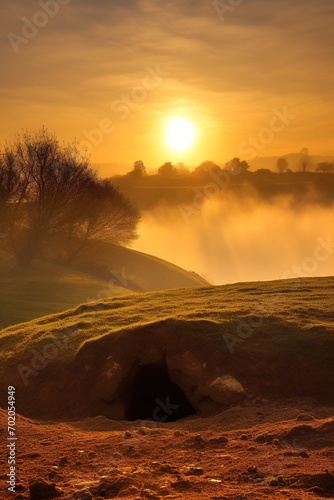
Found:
[165,117,197,152]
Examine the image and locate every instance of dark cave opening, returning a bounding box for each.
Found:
[126,363,196,422]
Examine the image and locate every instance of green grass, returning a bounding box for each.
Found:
[0,244,208,329]
[0,250,128,329]
[0,275,333,364]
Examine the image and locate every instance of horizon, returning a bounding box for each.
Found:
[1,0,334,174]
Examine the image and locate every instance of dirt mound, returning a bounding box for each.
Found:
[290,472,334,497]
[0,315,333,422]
[0,277,333,422]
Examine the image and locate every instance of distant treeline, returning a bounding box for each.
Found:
[112,160,334,211]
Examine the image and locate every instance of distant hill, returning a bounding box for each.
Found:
[250,153,334,172]
[76,241,208,292]
[0,246,208,328]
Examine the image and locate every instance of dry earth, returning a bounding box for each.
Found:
[1,400,334,499]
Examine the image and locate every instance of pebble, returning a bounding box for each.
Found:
[296,413,315,422]
[140,488,160,499]
[73,491,92,500]
[58,457,68,467]
[29,478,61,499]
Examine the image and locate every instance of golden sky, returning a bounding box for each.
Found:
[1,0,334,172]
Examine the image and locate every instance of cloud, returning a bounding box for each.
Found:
[0,0,333,163]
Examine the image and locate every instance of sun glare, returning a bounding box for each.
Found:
[165,117,197,152]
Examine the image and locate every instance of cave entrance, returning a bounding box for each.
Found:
[126,362,196,422]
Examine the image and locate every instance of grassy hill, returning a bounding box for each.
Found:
[78,241,208,291]
[0,249,129,329]
[0,246,208,329]
[0,275,333,421]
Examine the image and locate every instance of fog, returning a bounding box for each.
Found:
[133,194,334,285]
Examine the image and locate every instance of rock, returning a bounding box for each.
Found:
[184,466,204,476]
[73,491,92,500]
[140,489,160,499]
[299,451,310,458]
[209,435,229,447]
[119,485,139,496]
[207,375,245,405]
[90,477,132,497]
[124,431,132,439]
[58,457,68,467]
[29,478,61,499]
[283,451,296,457]
[269,479,279,486]
[25,453,41,459]
[296,413,315,422]
[240,434,248,441]
[138,427,150,435]
[151,462,178,475]
[171,479,192,491]
[184,434,206,449]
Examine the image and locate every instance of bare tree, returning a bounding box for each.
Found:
[300,148,311,172]
[62,178,140,264]
[1,128,140,267]
[0,149,21,236]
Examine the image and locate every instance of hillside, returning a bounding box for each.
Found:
[0,249,130,329]
[77,240,208,292]
[0,276,333,421]
[1,276,334,499]
[0,247,208,329]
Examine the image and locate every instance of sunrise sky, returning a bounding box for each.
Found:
[1,0,334,172]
